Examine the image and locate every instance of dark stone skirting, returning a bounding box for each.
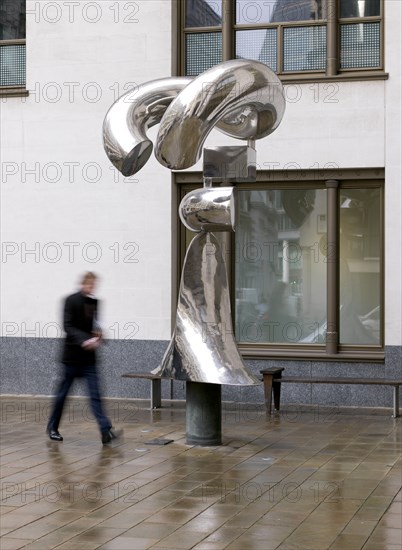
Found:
[0,338,401,409]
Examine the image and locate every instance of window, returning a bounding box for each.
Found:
[177,171,384,360]
[235,188,327,345]
[0,0,26,91]
[184,0,222,75]
[180,0,385,81]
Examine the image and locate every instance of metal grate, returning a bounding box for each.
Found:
[340,23,380,69]
[185,32,222,76]
[0,43,25,86]
[236,29,277,72]
[283,25,326,71]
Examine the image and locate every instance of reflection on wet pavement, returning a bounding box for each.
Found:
[1,397,401,549]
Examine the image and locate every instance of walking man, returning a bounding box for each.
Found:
[47,272,120,444]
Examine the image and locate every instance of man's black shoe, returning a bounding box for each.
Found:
[101,427,122,445]
[48,430,63,441]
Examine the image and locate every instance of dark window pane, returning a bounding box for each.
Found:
[236,0,326,24]
[185,0,221,27]
[236,29,277,72]
[284,25,326,71]
[340,23,380,68]
[0,44,25,85]
[340,0,381,18]
[339,188,381,345]
[0,0,25,40]
[235,189,327,345]
[185,32,222,76]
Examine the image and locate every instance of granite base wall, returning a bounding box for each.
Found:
[0,338,401,410]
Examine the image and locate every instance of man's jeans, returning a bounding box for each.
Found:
[48,363,111,433]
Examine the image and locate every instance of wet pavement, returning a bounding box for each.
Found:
[1,396,401,549]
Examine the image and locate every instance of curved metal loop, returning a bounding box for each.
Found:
[155,59,285,170]
[103,77,192,176]
[103,60,285,176]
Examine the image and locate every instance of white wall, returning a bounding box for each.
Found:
[384,0,402,346]
[1,0,400,347]
[201,79,385,170]
[1,1,173,340]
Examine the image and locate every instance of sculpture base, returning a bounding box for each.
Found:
[186,382,222,446]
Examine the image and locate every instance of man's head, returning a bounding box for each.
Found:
[80,272,97,296]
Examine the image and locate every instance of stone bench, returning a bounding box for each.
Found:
[261,368,402,418]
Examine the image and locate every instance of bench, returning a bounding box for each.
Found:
[261,368,402,418]
[122,373,173,409]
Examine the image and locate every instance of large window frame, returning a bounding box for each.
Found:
[176,0,387,82]
[0,0,27,97]
[175,168,384,362]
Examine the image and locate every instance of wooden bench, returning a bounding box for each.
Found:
[122,373,173,409]
[261,368,402,418]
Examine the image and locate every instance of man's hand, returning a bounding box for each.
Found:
[82,337,101,350]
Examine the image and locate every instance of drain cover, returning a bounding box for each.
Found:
[144,438,174,445]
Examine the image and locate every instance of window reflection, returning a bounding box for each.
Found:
[236,0,326,25]
[340,22,380,69]
[340,0,380,18]
[185,32,222,75]
[236,29,277,72]
[339,188,381,344]
[186,0,222,27]
[283,25,326,71]
[0,0,25,40]
[235,189,327,344]
[235,2,327,73]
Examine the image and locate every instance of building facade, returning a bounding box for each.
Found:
[1,1,401,410]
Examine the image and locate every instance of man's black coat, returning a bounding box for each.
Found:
[61,291,98,366]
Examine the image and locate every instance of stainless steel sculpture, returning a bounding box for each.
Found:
[103,77,192,176]
[103,59,286,441]
[158,230,258,385]
[103,59,285,175]
[179,186,236,233]
[155,60,285,170]
[156,181,262,385]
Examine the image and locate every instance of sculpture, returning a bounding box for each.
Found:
[103,59,286,444]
